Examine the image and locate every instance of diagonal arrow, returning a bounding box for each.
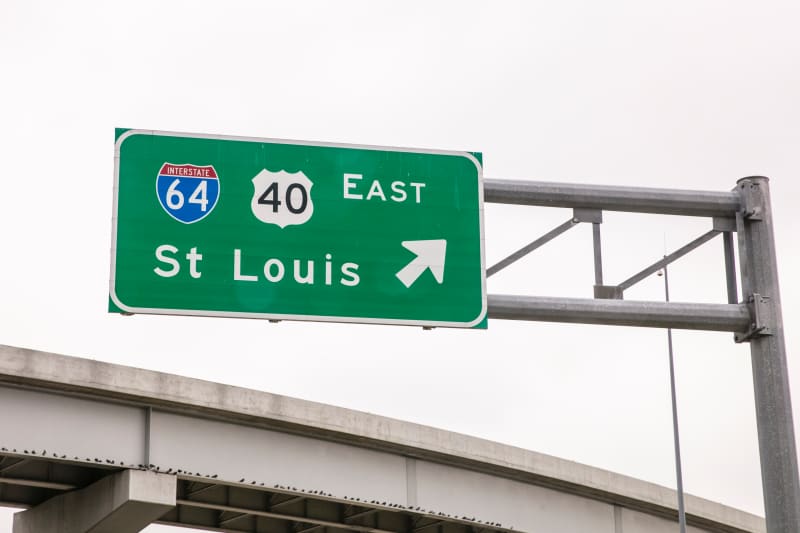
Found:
[395,239,447,288]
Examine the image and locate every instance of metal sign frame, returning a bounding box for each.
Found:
[482,176,798,533]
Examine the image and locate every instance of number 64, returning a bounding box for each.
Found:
[166,179,209,212]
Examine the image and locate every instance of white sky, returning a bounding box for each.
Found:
[2,1,800,531]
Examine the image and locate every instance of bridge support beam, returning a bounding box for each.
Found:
[12,469,175,533]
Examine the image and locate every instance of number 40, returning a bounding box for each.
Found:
[258,182,308,214]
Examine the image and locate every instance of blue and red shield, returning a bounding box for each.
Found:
[156,163,220,224]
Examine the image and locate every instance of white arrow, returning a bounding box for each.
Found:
[396,239,447,288]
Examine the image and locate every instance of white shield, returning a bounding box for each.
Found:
[251,169,314,228]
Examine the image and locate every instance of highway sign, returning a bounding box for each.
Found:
[111,129,486,328]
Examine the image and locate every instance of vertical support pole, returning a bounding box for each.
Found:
[736,176,800,533]
[723,231,739,304]
[663,265,686,533]
[592,223,603,286]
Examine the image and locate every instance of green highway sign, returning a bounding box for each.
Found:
[110,129,486,328]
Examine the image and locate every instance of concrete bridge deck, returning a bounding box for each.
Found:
[0,344,764,533]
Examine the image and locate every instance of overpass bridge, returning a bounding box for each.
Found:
[0,344,764,533]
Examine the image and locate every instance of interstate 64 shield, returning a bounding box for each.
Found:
[110,129,486,328]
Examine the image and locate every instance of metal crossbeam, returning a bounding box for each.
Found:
[185,481,218,498]
[618,230,721,291]
[297,524,325,533]
[487,218,577,277]
[177,498,400,533]
[413,520,445,533]
[345,509,379,522]
[488,295,750,332]
[484,179,740,217]
[0,477,76,491]
[271,495,306,509]
[0,458,29,475]
[219,511,249,526]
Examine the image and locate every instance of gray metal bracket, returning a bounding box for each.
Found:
[594,285,623,300]
[734,293,775,343]
[739,180,766,221]
[573,208,603,224]
[712,216,737,232]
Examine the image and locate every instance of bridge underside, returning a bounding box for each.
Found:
[0,452,509,533]
[11,469,174,533]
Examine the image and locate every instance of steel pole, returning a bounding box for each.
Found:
[484,179,740,217]
[663,265,687,533]
[736,177,800,533]
[487,295,751,332]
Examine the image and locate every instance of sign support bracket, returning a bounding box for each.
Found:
[483,176,799,533]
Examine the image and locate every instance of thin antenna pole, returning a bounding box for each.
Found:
[663,262,687,533]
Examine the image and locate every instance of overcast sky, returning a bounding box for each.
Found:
[2,1,800,531]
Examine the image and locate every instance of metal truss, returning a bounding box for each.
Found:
[487,207,734,302]
[482,176,798,533]
[481,178,777,340]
